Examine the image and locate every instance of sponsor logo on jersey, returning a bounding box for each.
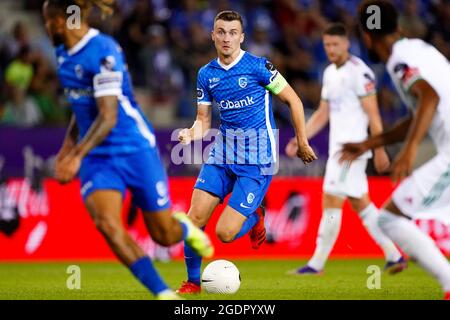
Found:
[365,81,375,93]
[197,88,204,100]
[266,61,279,82]
[209,77,220,83]
[218,96,255,109]
[100,55,116,73]
[240,203,251,209]
[81,181,93,196]
[64,87,94,99]
[393,63,421,89]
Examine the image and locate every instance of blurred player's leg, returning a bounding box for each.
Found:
[85,190,173,298]
[305,193,344,272]
[124,147,213,258]
[142,210,213,258]
[349,196,405,272]
[379,200,450,295]
[177,189,219,294]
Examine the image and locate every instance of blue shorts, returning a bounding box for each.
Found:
[79,148,171,212]
[194,163,272,217]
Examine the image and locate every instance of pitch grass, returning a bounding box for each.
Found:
[0,259,443,300]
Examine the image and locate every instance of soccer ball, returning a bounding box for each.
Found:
[201,260,241,294]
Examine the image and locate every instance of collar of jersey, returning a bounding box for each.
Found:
[67,28,100,56]
[216,50,246,71]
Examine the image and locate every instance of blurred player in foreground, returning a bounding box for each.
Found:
[176,10,317,294]
[286,23,405,275]
[43,0,213,300]
[341,0,450,300]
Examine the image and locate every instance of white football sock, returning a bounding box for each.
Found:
[359,203,402,262]
[378,209,450,292]
[308,208,342,271]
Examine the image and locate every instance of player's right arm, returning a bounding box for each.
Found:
[56,114,78,162]
[285,100,329,157]
[390,79,439,182]
[178,104,212,144]
[339,116,412,163]
[178,68,212,144]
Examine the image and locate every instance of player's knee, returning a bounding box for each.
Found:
[216,226,236,243]
[349,198,369,212]
[152,232,174,247]
[188,212,208,228]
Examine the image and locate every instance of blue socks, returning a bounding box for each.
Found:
[184,242,202,285]
[183,213,259,285]
[179,220,188,239]
[130,256,168,295]
[233,212,259,240]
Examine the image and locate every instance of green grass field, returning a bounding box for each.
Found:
[0,259,444,300]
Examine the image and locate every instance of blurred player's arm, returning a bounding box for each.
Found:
[340,116,412,162]
[178,104,212,144]
[56,114,78,160]
[342,79,438,164]
[285,99,328,157]
[72,96,118,158]
[55,96,118,183]
[276,83,317,163]
[305,100,329,139]
[360,94,390,173]
[390,79,439,181]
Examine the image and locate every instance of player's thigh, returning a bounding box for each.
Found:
[141,208,176,237]
[79,154,127,204]
[190,164,234,226]
[84,190,124,232]
[123,148,172,213]
[392,153,450,221]
[80,155,126,229]
[188,188,221,227]
[348,193,371,212]
[226,165,272,221]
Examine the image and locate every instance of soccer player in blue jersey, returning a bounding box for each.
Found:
[42,0,213,300]
[176,10,317,294]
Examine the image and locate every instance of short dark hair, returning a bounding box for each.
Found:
[45,0,114,19]
[323,23,348,37]
[214,10,244,30]
[358,0,398,36]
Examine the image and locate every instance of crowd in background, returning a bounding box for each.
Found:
[0,0,449,129]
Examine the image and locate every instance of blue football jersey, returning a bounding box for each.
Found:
[197,50,284,165]
[56,28,156,155]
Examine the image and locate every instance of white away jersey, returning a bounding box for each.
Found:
[387,38,450,155]
[321,55,376,159]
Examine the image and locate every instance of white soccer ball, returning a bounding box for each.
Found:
[201,260,241,294]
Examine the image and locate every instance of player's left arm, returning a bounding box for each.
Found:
[360,95,390,173]
[275,84,317,164]
[391,79,439,182]
[260,59,316,163]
